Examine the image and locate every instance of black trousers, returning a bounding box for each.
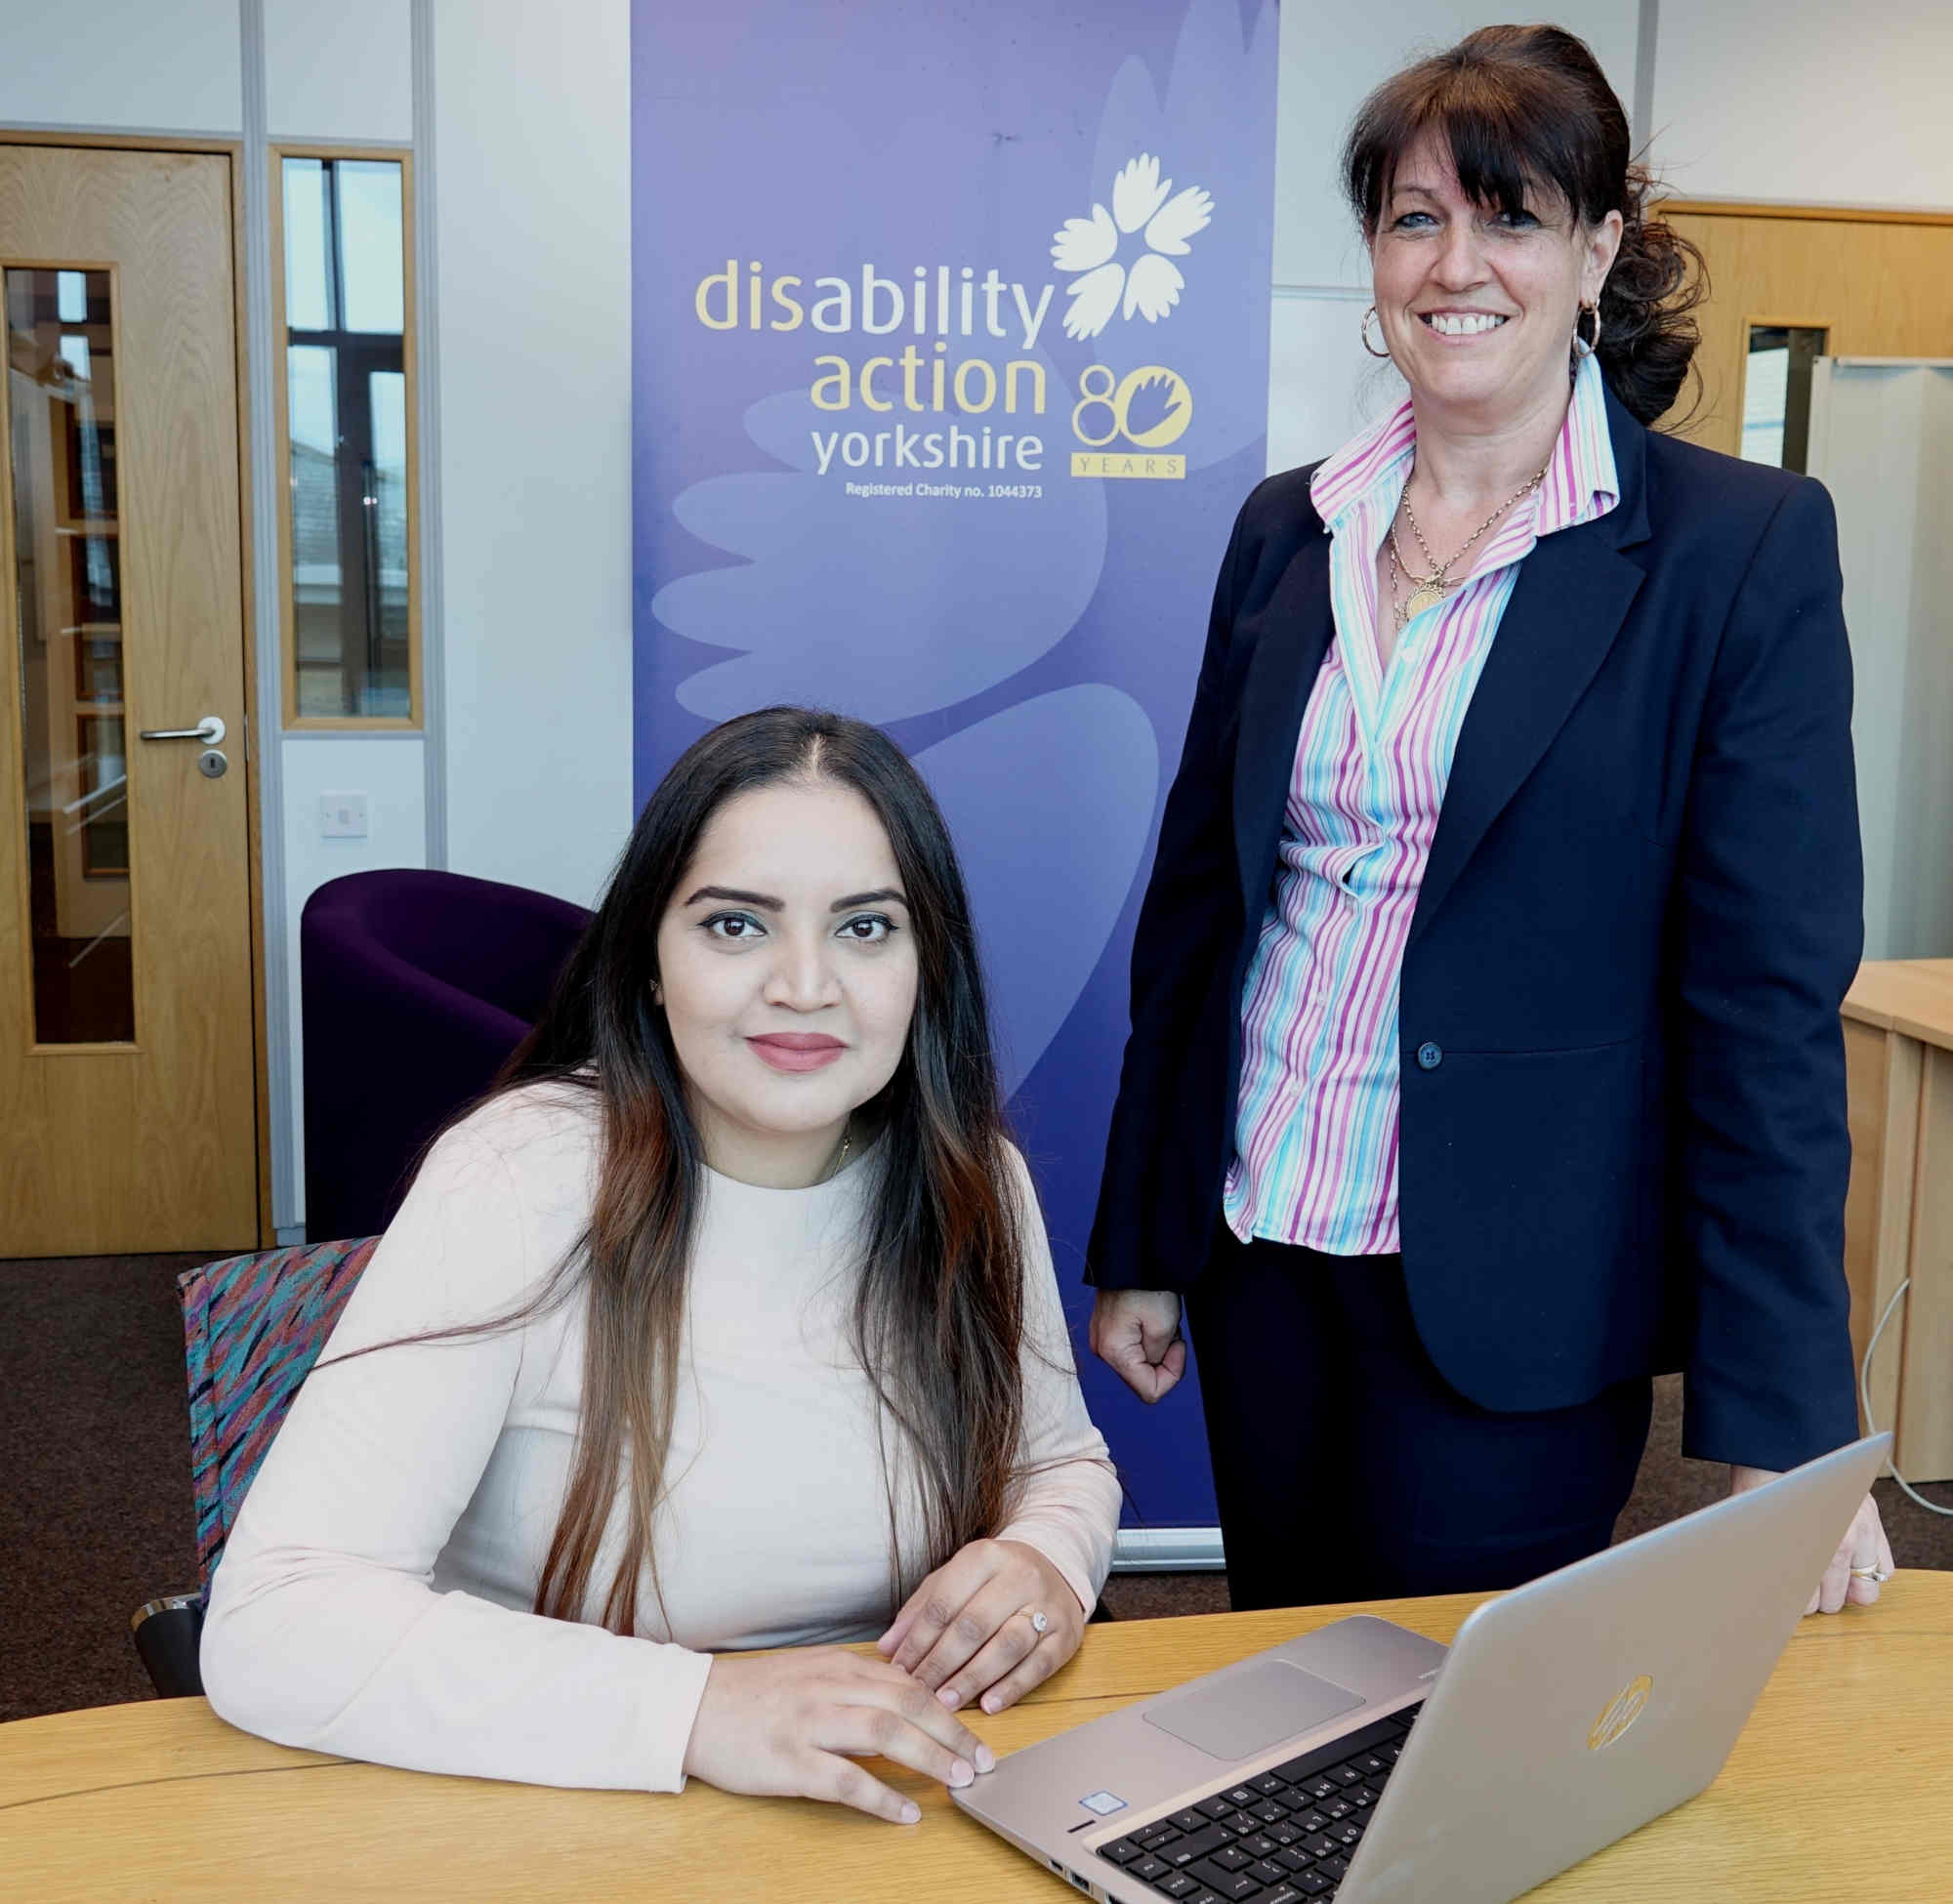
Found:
[1188,1232,1653,1611]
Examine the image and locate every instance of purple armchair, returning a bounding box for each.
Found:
[300,869,591,1243]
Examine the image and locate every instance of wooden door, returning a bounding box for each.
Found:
[0,145,258,1255]
[1660,203,1953,457]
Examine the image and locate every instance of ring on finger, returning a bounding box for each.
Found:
[1018,1606,1050,1640]
[1849,1564,1891,1583]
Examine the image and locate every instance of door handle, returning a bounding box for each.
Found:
[138,715,226,745]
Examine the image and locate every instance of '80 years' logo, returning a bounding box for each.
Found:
[1070,363,1194,481]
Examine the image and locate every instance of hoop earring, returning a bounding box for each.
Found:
[1361,305,1392,359]
[1573,303,1602,359]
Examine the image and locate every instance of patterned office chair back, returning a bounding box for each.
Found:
[180,1236,379,1596]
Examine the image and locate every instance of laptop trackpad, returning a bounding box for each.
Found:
[1144,1661,1364,1761]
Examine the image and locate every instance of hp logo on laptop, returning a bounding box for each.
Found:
[1588,1675,1654,1750]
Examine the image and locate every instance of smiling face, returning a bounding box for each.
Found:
[1369,129,1621,425]
[653,777,919,1187]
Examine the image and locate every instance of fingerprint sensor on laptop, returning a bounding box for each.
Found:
[1143,1659,1364,1760]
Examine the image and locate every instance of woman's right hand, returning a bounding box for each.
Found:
[1089,1289,1185,1402]
[681,1646,995,1823]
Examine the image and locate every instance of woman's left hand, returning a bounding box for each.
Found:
[1729,1468,1894,1613]
[877,1537,1087,1715]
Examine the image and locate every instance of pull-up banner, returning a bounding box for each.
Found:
[633,0,1278,1532]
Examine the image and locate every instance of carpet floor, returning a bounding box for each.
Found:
[3,1254,1947,1721]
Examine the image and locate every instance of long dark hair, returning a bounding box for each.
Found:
[362,709,1032,1635]
[1343,23,1707,426]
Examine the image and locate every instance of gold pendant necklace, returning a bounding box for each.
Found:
[1389,453,1552,628]
[1402,578,1449,621]
[1385,525,1455,626]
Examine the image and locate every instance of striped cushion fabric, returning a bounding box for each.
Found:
[180,1237,378,1597]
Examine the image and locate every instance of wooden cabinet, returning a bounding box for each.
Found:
[1842,960,1953,1481]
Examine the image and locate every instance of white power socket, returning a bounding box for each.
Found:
[320,791,369,839]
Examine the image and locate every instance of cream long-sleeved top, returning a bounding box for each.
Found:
[200,1082,1122,1793]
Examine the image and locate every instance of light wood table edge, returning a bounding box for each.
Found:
[4,1578,1950,1902]
[0,1594,1484,1815]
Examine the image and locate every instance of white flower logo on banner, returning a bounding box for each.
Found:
[1051,153,1214,341]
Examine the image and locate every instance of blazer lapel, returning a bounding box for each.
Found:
[1233,531,1336,909]
[1409,395,1652,948]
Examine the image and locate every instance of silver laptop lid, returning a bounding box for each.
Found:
[1339,1433,1890,1903]
[951,1434,1888,1904]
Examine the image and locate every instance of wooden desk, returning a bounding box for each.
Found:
[1843,958,1953,1477]
[4,1578,1949,1903]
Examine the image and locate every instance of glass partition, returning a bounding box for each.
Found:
[6,267,135,1042]
[280,154,413,721]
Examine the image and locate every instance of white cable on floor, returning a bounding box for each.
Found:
[1859,1276,1953,1516]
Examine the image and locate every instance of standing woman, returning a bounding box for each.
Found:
[1087,24,1891,1611]
[203,708,1120,1820]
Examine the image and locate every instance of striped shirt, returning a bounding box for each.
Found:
[1224,352,1619,1254]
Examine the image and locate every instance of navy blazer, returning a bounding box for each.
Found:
[1086,382,1864,1473]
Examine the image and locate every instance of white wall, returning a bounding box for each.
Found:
[433,0,635,909]
[267,0,412,145]
[261,0,418,1226]
[1267,287,1404,476]
[0,0,241,132]
[262,0,635,1222]
[280,735,431,1199]
[1649,1,1953,210]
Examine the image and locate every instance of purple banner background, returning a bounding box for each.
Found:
[632,0,1278,1527]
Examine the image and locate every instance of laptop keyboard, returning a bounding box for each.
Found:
[1090,1704,1423,1903]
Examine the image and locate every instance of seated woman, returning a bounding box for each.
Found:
[201,707,1121,1823]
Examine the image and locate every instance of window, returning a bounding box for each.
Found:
[274,151,417,724]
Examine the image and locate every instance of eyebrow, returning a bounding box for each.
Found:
[681,884,909,913]
[684,885,782,910]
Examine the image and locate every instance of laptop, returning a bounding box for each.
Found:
[953,1433,1889,1904]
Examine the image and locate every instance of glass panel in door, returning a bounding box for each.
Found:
[6,267,134,1043]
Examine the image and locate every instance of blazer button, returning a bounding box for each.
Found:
[1415,1042,1442,1071]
